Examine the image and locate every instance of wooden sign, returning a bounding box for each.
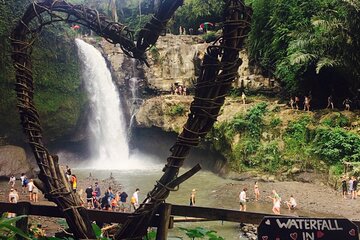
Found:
[258,217,359,240]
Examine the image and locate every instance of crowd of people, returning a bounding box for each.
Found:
[6,166,142,219]
[81,183,140,213]
[289,94,356,111]
[341,175,359,199]
[170,83,187,95]
[238,182,297,215]
[64,166,141,212]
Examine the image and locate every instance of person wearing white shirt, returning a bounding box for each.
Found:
[131,188,140,211]
[239,188,248,211]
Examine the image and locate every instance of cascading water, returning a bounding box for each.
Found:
[75,39,155,169]
[128,77,143,130]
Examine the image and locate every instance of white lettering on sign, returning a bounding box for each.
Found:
[276,219,343,231]
[303,232,315,240]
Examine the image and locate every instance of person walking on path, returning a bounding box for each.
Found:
[352,176,358,199]
[268,190,281,215]
[20,173,27,193]
[94,182,101,201]
[254,182,260,201]
[119,191,128,212]
[239,188,248,211]
[327,95,334,109]
[304,95,311,111]
[190,189,196,206]
[242,92,246,104]
[343,98,352,111]
[131,188,140,211]
[32,185,39,203]
[70,174,77,193]
[341,175,348,199]
[294,96,300,110]
[28,179,35,201]
[289,97,295,109]
[349,177,354,197]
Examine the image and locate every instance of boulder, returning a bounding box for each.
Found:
[0,145,33,178]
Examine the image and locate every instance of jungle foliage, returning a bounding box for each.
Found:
[210,102,360,174]
[246,0,360,95]
[0,0,85,142]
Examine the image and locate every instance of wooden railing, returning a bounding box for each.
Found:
[1,202,360,238]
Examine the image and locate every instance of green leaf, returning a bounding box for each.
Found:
[91,223,102,238]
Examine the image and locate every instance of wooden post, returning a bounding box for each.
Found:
[156,203,172,240]
[15,201,31,240]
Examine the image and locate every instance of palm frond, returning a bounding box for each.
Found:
[289,52,318,65]
[342,0,360,12]
[315,57,341,74]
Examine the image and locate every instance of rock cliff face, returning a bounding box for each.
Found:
[99,34,279,93]
[0,145,33,178]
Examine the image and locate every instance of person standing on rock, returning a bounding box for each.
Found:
[85,185,94,208]
[20,173,27,193]
[8,175,16,188]
[239,188,248,211]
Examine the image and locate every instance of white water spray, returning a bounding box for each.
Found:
[76,39,141,169]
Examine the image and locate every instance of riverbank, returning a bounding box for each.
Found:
[1,170,360,238]
[212,178,360,221]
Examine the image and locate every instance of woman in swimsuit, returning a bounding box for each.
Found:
[268,190,281,215]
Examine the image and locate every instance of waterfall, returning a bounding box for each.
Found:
[128,77,143,130]
[75,39,133,169]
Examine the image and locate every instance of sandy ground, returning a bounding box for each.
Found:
[213,180,360,221]
[1,175,360,237]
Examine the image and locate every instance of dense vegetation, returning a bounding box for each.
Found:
[209,99,360,175]
[0,0,85,142]
[247,0,360,103]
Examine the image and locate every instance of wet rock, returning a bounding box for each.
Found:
[0,145,33,178]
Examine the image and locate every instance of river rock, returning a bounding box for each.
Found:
[290,166,301,174]
[0,145,33,178]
